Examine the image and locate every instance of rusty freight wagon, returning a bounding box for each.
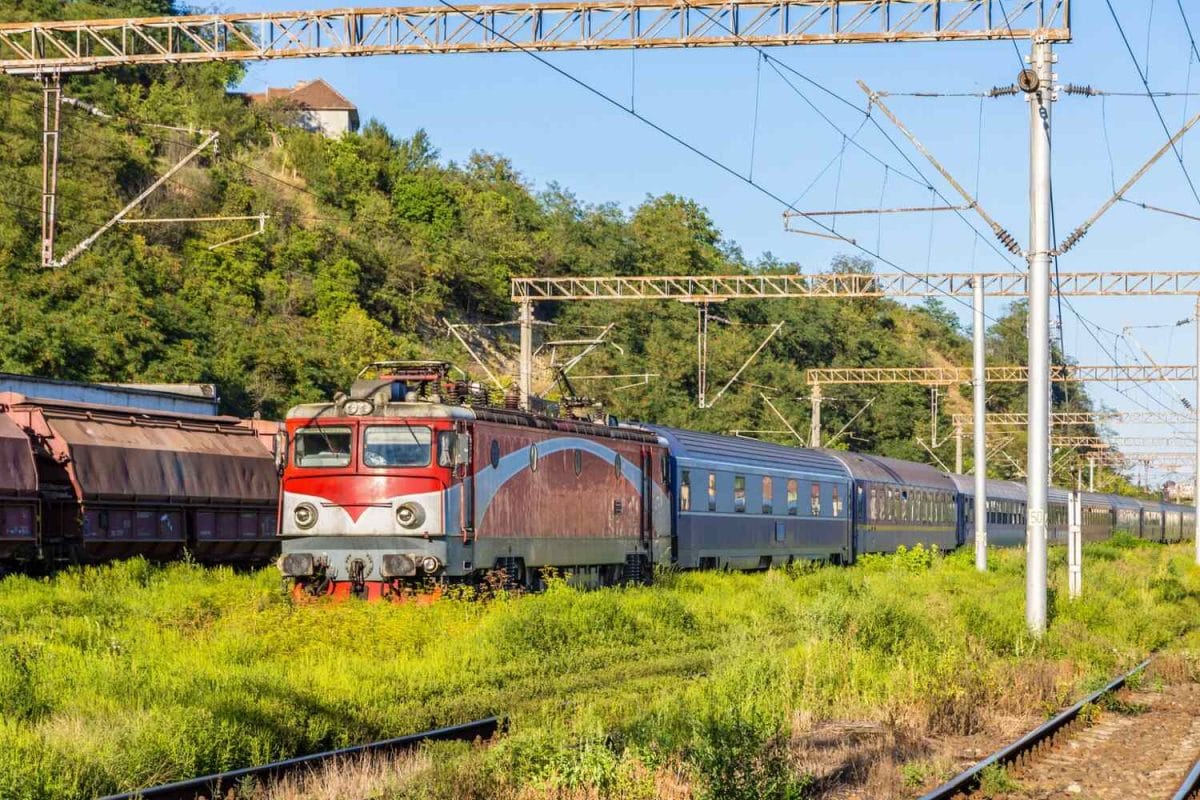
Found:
[0,393,281,566]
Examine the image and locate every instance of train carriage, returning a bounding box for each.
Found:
[0,394,278,564]
[1080,493,1115,543]
[647,427,853,569]
[0,412,38,563]
[1138,499,1167,543]
[822,451,958,555]
[1110,496,1143,539]
[947,476,1028,548]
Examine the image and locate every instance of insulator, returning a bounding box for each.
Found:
[987,84,1020,98]
[444,381,460,404]
[1058,225,1087,255]
[1063,83,1099,97]
[504,385,521,410]
[468,382,490,406]
[995,228,1022,255]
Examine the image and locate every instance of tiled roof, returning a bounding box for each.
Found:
[248,79,356,111]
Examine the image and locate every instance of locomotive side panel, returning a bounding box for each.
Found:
[469,421,668,574]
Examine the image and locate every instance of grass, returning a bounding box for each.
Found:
[0,540,1198,799]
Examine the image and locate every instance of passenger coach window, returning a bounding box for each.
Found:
[708,473,717,511]
[810,483,821,516]
[681,470,691,511]
[762,476,773,514]
[734,476,746,513]
[787,479,798,515]
[363,426,431,468]
[832,486,842,517]
[294,426,352,468]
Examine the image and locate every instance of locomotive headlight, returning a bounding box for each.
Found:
[420,555,441,574]
[279,552,314,577]
[343,399,374,416]
[293,502,318,530]
[395,502,425,529]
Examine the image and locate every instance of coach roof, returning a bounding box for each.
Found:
[820,449,957,492]
[644,426,850,480]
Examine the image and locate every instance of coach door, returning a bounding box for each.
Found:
[640,447,653,546]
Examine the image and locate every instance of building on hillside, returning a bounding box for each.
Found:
[1164,480,1195,503]
[245,79,360,138]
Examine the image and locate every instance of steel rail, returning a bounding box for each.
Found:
[96,716,503,800]
[1171,754,1200,800]
[916,659,1151,800]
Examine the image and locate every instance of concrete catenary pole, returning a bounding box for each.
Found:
[1088,455,1095,493]
[1195,296,1199,565]
[809,384,822,448]
[973,278,988,572]
[519,299,533,411]
[1026,39,1055,635]
[955,421,964,475]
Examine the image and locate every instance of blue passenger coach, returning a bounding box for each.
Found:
[822,450,959,555]
[647,427,853,568]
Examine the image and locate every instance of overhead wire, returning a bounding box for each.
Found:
[430,0,1009,326]
[991,0,1189,434]
[1105,0,1200,209]
[665,0,1029,274]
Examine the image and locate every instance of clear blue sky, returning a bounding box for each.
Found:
[227,1,1200,483]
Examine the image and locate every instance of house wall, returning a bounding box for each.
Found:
[298,109,358,138]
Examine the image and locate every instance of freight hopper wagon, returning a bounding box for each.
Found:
[0,393,281,567]
[277,362,670,598]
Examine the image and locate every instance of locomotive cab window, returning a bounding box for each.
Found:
[294,426,352,468]
[363,426,431,468]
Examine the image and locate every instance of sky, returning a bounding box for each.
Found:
[218,0,1200,484]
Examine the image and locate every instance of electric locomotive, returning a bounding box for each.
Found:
[277,362,670,597]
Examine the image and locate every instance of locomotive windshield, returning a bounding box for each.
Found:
[363,426,431,468]
[294,426,353,468]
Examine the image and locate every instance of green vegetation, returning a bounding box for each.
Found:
[0,543,1197,799]
[976,764,1020,798]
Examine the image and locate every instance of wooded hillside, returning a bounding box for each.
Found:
[0,0,1137,489]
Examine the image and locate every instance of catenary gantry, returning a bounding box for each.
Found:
[511,270,1200,302]
[0,0,1070,73]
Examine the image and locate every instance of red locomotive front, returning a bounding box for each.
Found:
[277,362,670,597]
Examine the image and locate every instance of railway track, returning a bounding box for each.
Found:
[96,716,503,800]
[1174,755,1200,800]
[918,658,1200,800]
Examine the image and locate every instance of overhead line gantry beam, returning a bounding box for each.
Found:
[511,270,1200,301]
[0,0,1070,73]
[952,411,1197,428]
[806,364,1197,386]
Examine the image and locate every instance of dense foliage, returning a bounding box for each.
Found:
[0,544,1196,799]
[0,0,1141,489]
